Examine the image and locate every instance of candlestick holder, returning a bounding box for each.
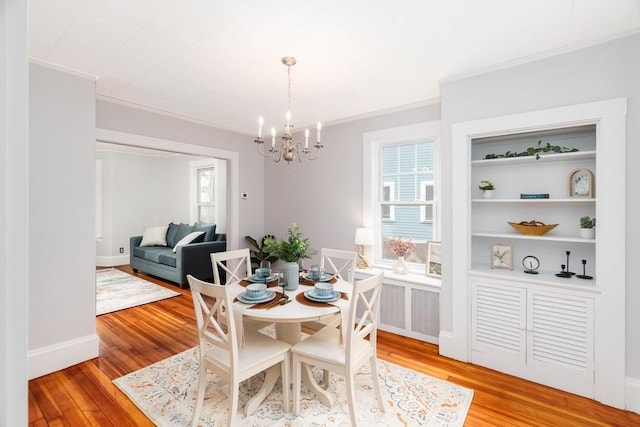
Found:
[555,264,572,278]
[576,259,593,280]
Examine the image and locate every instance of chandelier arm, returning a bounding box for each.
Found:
[302,144,323,161]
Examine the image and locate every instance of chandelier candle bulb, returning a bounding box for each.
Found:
[304,129,309,149]
[317,122,322,143]
[258,116,263,138]
[271,128,276,148]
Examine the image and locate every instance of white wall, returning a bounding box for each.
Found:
[439,33,640,411]
[1,1,29,424]
[96,100,264,248]
[28,63,99,379]
[96,148,215,265]
[264,103,441,266]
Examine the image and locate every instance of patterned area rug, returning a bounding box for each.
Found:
[114,344,473,426]
[96,268,180,315]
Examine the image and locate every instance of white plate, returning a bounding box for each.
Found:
[304,273,333,282]
[248,274,277,283]
[304,289,340,302]
[237,290,276,304]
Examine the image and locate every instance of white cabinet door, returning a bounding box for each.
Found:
[527,290,594,394]
[471,278,595,396]
[471,280,526,375]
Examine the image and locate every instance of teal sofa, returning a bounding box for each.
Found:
[130,222,226,289]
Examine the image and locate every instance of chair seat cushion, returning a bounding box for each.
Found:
[291,326,372,365]
[204,331,290,372]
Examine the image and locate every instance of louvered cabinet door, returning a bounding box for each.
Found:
[527,290,595,390]
[471,280,527,374]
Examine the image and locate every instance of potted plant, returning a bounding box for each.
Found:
[263,223,316,290]
[579,216,596,239]
[244,234,279,272]
[479,180,495,198]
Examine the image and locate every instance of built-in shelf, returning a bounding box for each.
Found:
[469,264,599,293]
[471,150,596,165]
[472,198,595,203]
[472,230,596,243]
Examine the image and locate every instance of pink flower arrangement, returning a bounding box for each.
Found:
[387,237,416,257]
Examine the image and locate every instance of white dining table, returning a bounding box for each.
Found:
[229,277,352,414]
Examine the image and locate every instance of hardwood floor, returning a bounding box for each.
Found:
[29,266,640,426]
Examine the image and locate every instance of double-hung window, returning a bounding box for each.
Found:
[363,121,439,273]
[190,158,227,228]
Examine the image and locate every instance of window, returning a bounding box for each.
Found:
[196,166,216,224]
[363,121,439,272]
[190,158,227,227]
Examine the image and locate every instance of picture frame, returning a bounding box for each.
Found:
[568,168,594,198]
[425,240,442,278]
[490,243,513,270]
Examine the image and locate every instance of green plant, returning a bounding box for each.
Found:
[580,216,596,229]
[244,234,279,269]
[484,140,579,160]
[479,180,495,191]
[263,223,316,263]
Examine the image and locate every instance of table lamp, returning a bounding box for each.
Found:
[354,227,374,269]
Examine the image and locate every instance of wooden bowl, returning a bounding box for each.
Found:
[508,221,558,236]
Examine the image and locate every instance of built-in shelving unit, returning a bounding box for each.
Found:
[446,99,627,409]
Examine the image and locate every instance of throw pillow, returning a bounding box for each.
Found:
[193,223,216,242]
[166,222,180,247]
[174,223,194,244]
[172,231,205,252]
[139,225,169,247]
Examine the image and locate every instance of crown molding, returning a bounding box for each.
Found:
[28,57,98,81]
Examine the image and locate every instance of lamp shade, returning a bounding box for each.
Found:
[354,227,375,246]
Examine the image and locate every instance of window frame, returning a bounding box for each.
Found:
[363,121,440,274]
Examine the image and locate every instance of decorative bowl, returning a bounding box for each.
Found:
[508,221,558,236]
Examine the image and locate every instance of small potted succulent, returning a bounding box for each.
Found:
[479,180,495,199]
[579,216,596,239]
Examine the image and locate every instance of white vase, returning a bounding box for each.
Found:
[482,190,494,199]
[283,261,299,290]
[392,256,410,274]
[579,228,595,239]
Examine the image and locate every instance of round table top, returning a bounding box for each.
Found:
[229,279,351,324]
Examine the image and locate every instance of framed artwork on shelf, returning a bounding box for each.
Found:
[425,240,442,278]
[491,243,513,270]
[568,168,594,198]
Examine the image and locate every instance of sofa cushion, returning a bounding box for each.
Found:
[172,231,205,252]
[140,225,169,247]
[174,223,194,244]
[166,222,180,247]
[158,252,177,267]
[134,246,172,263]
[194,223,216,242]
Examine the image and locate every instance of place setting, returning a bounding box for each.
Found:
[297,280,348,307]
[300,264,338,286]
[239,261,280,288]
[236,270,290,309]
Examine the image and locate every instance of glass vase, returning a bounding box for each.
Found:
[392,256,409,274]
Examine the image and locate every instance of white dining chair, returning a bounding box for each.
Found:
[319,248,357,283]
[211,248,253,285]
[291,271,385,426]
[187,275,291,427]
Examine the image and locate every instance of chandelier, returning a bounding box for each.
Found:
[254,56,323,164]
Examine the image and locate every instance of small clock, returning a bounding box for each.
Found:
[522,255,540,274]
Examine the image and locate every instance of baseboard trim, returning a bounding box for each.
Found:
[627,376,640,414]
[96,255,129,267]
[28,334,99,380]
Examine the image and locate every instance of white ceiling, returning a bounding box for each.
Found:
[29,1,640,136]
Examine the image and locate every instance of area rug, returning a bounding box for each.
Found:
[96,268,180,315]
[114,345,473,426]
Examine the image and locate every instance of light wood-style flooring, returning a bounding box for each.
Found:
[29,266,640,426]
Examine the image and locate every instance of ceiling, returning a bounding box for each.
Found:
[29,1,640,136]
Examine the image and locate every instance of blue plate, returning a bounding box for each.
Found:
[304,272,333,282]
[304,289,340,303]
[248,274,277,283]
[237,290,276,304]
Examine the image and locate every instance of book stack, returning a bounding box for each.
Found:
[520,193,550,199]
